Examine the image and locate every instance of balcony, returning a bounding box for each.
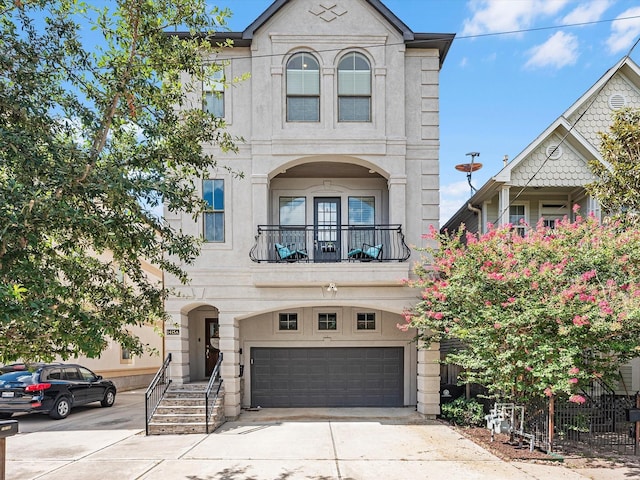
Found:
[249,225,411,263]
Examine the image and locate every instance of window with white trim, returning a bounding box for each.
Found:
[338,52,371,122]
[203,69,224,118]
[203,179,224,242]
[509,204,526,237]
[539,202,569,229]
[286,52,320,122]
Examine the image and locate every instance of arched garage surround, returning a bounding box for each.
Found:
[238,305,418,408]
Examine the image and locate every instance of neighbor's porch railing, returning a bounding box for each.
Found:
[249,224,411,263]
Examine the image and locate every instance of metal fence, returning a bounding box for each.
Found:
[522,379,638,455]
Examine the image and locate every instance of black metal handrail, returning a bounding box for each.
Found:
[205,352,224,434]
[249,224,411,263]
[144,353,172,436]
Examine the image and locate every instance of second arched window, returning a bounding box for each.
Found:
[286,52,320,122]
[338,52,371,122]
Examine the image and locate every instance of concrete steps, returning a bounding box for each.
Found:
[147,383,225,435]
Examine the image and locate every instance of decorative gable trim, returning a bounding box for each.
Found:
[563,57,640,119]
[242,0,422,43]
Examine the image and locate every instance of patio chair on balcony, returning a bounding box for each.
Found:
[275,243,308,262]
[348,243,383,262]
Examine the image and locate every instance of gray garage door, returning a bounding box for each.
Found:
[250,347,403,407]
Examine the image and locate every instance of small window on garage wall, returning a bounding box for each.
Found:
[354,310,381,334]
[274,310,303,334]
[318,312,337,330]
[279,313,298,331]
[357,312,375,330]
[313,308,342,334]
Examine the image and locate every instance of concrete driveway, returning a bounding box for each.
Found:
[2,390,631,480]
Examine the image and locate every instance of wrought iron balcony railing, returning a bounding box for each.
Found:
[249,224,411,263]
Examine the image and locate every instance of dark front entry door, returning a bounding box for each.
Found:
[314,197,340,262]
[205,318,220,377]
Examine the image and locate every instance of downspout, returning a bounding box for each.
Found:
[465,201,482,400]
[467,203,482,234]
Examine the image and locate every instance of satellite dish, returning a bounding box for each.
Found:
[455,152,482,196]
[454,162,483,173]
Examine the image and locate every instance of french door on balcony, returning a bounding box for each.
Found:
[314,197,341,262]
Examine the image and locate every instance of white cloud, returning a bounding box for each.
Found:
[440,180,474,225]
[459,56,468,68]
[524,31,579,69]
[606,6,640,54]
[562,0,613,25]
[461,0,570,36]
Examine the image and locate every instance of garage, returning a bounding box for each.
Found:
[250,347,404,407]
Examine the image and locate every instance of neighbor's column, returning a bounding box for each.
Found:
[417,340,440,417]
[498,186,510,226]
[219,312,241,419]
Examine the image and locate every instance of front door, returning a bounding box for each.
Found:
[314,197,341,262]
[205,318,220,377]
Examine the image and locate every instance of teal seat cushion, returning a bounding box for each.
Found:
[275,243,293,259]
[365,244,382,258]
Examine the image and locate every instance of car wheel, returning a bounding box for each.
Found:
[101,389,116,407]
[50,397,71,419]
[0,412,13,419]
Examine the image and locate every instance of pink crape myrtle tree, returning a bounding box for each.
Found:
[404,208,640,404]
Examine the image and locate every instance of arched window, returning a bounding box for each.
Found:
[286,52,320,122]
[338,52,371,122]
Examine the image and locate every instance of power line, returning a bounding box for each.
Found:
[198,14,640,64]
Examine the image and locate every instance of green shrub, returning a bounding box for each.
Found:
[440,397,486,426]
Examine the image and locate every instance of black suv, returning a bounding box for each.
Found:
[0,363,116,419]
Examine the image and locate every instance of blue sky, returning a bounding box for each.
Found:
[215,0,640,224]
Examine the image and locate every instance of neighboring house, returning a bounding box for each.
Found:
[55,256,164,392]
[442,56,640,395]
[164,0,454,418]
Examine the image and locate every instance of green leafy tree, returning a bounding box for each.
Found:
[405,211,640,403]
[0,0,241,362]
[588,107,640,212]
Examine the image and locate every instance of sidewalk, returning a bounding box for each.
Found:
[4,390,639,479]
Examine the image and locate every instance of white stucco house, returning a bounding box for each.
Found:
[442,56,640,395]
[163,0,454,418]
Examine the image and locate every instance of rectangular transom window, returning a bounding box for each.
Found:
[203,179,224,242]
[318,312,337,330]
[357,312,376,330]
[279,313,298,331]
